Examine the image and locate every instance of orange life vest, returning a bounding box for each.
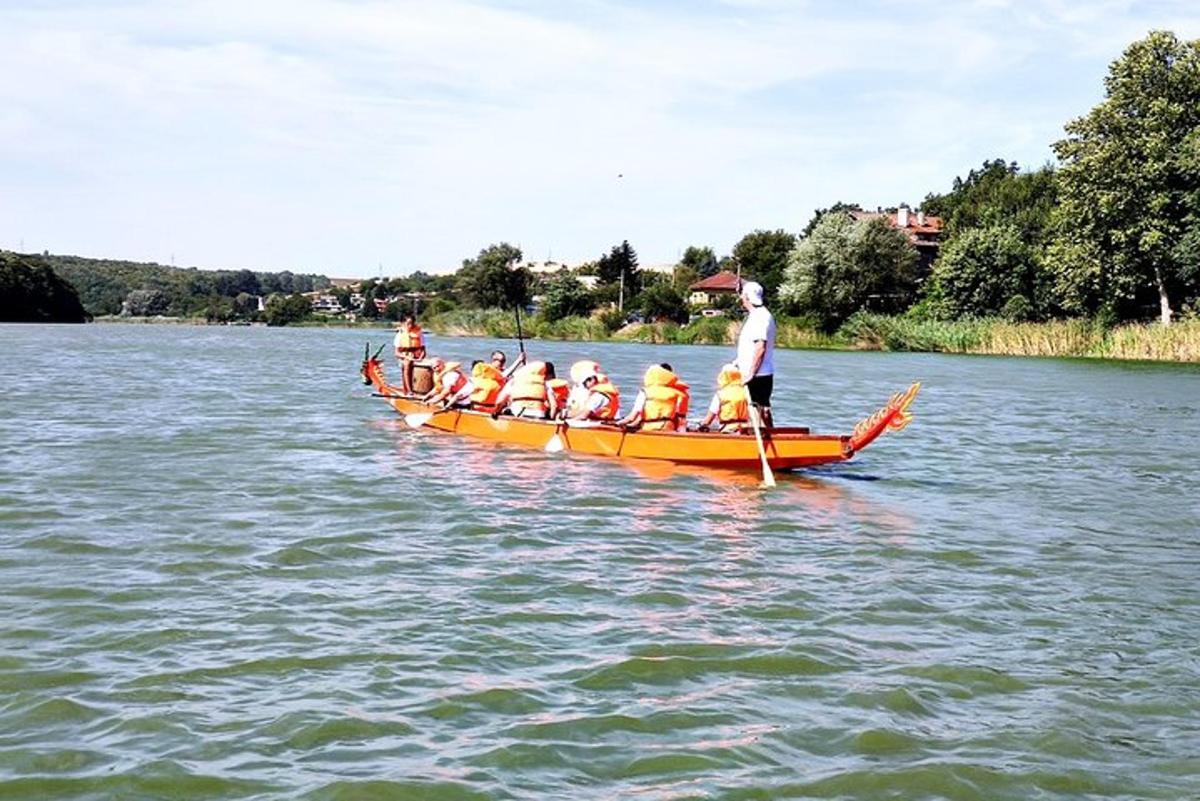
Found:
[588,376,620,420]
[433,362,467,396]
[716,365,748,428]
[546,379,570,415]
[469,362,505,412]
[395,324,426,356]
[508,362,549,416]
[641,365,689,431]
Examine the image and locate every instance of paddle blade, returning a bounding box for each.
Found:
[544,433,564,453]
[405,413,433,428]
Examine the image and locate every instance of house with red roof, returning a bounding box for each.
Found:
[849,207,944,272]
[687,270,741,306]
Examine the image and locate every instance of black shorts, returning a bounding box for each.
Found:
[746,374,773,406]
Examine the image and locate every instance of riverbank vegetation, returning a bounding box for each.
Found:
[0,252,89,323]
[41,253,329,320]
[421,307,1200,361]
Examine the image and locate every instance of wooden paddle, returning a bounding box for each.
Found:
[543,417,609,452]
[544,421,565,453]
[405,412,435,428]
[744,386,776,488]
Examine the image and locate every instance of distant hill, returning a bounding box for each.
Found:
[0,252,89,323]
[40,253,331,317]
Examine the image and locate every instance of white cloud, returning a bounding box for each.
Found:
[2,0,1199,273]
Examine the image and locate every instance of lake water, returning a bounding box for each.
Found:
[2,322,1198,800]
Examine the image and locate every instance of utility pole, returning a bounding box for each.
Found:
[618,270,625,313]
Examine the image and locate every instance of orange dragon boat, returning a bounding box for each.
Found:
[360,346,919,474]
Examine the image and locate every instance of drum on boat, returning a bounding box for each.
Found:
[410,359,437,395]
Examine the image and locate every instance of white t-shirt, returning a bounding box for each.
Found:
[440,370,472,405]
[737,306,776,378]
[629,390,646,416]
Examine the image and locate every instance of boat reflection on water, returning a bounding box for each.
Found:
[379,414,914,544]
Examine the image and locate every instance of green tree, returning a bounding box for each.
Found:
[929,224,1045,319]
[0,252,88,322]
[780,212,919,330]
[1175,129,1200,308]
[638,282,688,323]
[731,229,797,305]
[456,243,530,308]
[264,293,312,326]
[216,269,261,297]
[595,241,641,297]
[923,159,1058,245]
[233,292,260,319]
[679,245,718,279]
[539,272,594,320]
[801,201,862,237]
[122,288,170,316]
[1050,30,1200,324]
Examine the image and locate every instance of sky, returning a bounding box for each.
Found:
[3,1,1199,278]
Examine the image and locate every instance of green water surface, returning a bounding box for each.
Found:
[1,323,1198,799]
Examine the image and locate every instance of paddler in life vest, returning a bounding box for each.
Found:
[423,358,473,408]
[697,363,750,433]
[393,315,426,395]
[490,349,526,380]
[468,360,506,414]
[567,360,620,421]
[615,363,690,431]
[493,360,552,418]
[544,364,570,419]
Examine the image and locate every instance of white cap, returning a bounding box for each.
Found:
[740,280,764,306]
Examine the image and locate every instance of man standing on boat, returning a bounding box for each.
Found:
[393,315,426,395]
[736,280,776,428]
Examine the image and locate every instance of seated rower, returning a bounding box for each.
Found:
[494,360,553,418]
[616,363,690,431]
[490,349,526,380]
[423,359,473,408]
[468,359,506,414]
[544,364,570,419]
[567,360,620,421]
[697,363,749,433]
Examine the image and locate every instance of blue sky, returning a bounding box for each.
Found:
[3,0,1199,278]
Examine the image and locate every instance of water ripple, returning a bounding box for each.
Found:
[0,325,1197,799]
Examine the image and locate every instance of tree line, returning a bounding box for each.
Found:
[0,251,89,323]
[40,254,331,321]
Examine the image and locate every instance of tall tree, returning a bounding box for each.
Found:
[731,229,798,305]
[779,212,918,330]
[0,252,88,323]
[456,243,530,309]
[679,245,718,279]
[595,240,641,295]
[923,159,1058,244]
[801,202,862,238]
[539,272,594,320]
[1050,30,1200,324]
[929,224,1045,319]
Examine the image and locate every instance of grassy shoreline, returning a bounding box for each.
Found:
[90,311,1200,363]
[423,309,1200,363]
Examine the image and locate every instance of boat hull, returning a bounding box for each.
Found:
[382,395,852,471]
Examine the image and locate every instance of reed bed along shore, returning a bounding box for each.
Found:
[423,309,1200,364]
